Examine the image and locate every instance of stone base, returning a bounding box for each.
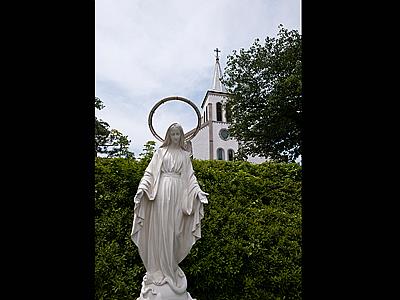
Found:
[136,274,195,300]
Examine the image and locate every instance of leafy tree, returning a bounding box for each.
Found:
[106,129,135,159]
[138,140,156,164]
[223,25,302,162]
[95,97,110,155]
[95,97,135,158]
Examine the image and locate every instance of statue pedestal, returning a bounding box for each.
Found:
[136,273,196,300]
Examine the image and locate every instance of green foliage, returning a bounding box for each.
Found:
[138,140,156,165]
[95,97,135,158]
[95,97,111,156]
[106,129,135,159]
[95,97,105,110]
[95,157,302,299]
[223,25,302,162]
[95,157,147,300]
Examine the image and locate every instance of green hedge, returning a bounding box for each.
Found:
[95,157,302,299]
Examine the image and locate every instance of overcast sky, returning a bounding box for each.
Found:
[95,0,301,156]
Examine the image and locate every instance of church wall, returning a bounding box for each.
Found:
[191,125,209,160]
[207,94,227,122]
[212,121,239,160]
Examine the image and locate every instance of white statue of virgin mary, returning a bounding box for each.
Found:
[131,123,209,300]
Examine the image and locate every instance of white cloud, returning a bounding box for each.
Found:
[95,0,301,156]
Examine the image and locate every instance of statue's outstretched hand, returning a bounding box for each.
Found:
[134,189,144,204]
[197,191,209,203]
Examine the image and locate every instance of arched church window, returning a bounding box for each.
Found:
[225,102,232,123]
[216,102,222,121]
[217,148,225,160]
[228,149,234,161]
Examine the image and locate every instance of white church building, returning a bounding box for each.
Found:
[188,50,267,164]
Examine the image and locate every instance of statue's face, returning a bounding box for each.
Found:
[170,127,181,145]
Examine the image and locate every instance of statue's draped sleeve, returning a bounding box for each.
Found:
[131,148,164,248]
[137,148,164,201]
[179,151,207,255]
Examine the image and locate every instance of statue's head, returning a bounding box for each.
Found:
[161,123,186,149]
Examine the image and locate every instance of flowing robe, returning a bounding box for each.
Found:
[131,146,207,291]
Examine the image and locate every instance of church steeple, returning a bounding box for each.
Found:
[210,48,227,93]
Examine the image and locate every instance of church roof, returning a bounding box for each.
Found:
[210,49,227,93]
[201,49,230,109]
[200,90,229,109]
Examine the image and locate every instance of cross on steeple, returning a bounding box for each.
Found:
[210,48,226,92]
[214,48,221,60]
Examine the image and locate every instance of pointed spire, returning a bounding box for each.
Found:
[211,48,227,92]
